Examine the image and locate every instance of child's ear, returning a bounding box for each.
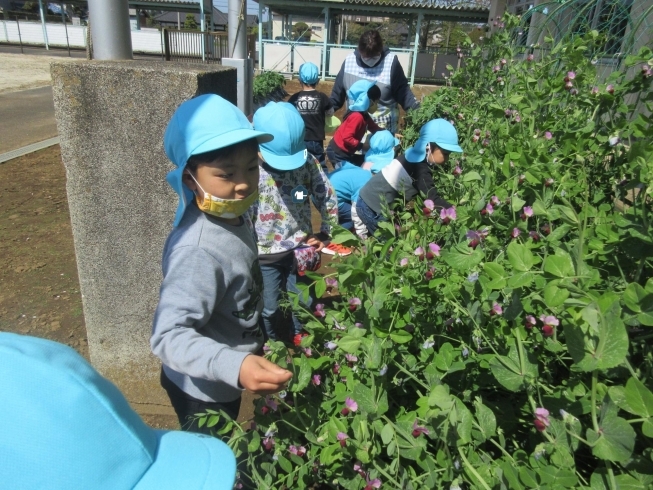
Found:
[182,169,197,191]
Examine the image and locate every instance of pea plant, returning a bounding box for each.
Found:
[201,15,653,489]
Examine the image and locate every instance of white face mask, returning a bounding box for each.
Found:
[361,55,381,67]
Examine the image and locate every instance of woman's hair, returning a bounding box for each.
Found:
[186,138,259,171]
[358,30,383,58]
[367,85,381,102]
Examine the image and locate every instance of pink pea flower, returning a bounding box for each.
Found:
[265,395,278,412]
[365,478,382,490]
[567,71,576,80]
[314,303,326,318]
[474,128,481,136]
[312,374,321,386]
[324,341,337,350]
[348,297,362,312]
[440,207,457,224]
[485,203,494,215]
[544,131,552,140]
[482,138,490,147]
[606,84,614,94]
[414,246,425,260]
[544,178,554,187]
[521,206,533,220]
[425,270,433,280]
[609,136,620,146]
[332,362,340,375]
[490,302,503,316]
[511,228,521,239]
[288,445,307,457]
[423,199,435,216]
[325,277,338,290]
[341,397,358,415]
[453,165,462,176]
[525,315,537,329]
[472,134,480,143]
[412,420,430,437]
[428,243,441,258]
[490,195,501,206]
[505,109,513,118]
[399,257,409,267]
[345,354,358,364]
[591,86,599,94]
[303,347,312,357]
[513,114,522,123]
[569,88,578,95]
[529,231,541,241]
[534,407,550,432]
[355,322,364,328]
[262,344,271,354]
[354,461,366,477]
[540,315,559,337]
[263,436,275,451]
[501,58,507,65]
[519,174,526,185]
[526,53,534,62]
[337,432,349,447]
[493,65,500,72]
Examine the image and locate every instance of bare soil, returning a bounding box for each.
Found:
[0,53,82,93]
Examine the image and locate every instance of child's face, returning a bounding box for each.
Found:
[183,144,259,201]
[427,145,450,165]
[368,100,379,114]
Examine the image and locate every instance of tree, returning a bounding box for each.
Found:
[184,13,198,30]
[293,21,311,41]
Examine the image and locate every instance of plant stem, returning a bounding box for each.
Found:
[591,371,600,432]
[392,359,430,390]
[372,460,403,488]
[458,447,492,490]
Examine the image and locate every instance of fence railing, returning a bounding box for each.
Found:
[162,29,256,63]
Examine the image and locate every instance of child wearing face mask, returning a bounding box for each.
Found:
[355,119,462,237]
[151,94,293,435]
[326,79,382,169]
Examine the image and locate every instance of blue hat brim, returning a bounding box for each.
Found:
[135,430,236,490]
[405,139,427,163]
[260,146,308,171]
[436,142,463,153]
[366,149,395,173]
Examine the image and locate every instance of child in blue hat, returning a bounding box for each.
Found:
[328,162,372,233]
[151,94,292,435]
[253,101,339,345]
[356,118,462,236]
[327,79,382,168]
[1,333,237,490]
[288,62,334,172]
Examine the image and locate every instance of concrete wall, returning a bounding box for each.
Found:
[50,61,237,414]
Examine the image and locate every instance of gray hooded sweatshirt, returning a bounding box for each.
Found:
[151,204,264,403]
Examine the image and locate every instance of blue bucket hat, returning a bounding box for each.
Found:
[0,333,236,490]
[404,118,463,163]
[164,94,273,226]
[365,130,400,173]
[254,101,308,171]
[347,79,376,112]
[299,62,319,85]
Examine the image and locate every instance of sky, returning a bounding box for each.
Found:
[212,0,266,16]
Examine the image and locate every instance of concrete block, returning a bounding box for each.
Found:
[51,61,237,414]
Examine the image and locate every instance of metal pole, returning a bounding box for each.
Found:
[16,16,23,54]
[410,12,423,87]
[200,0,206,62]
[62,3,70,57]
[87,0,133,60]
[38,0,49,50]
[177,12,180,30]
[258,2,263,68]
[228,0,246,59]
[321,7,329,81]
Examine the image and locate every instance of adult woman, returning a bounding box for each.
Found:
[330,30,419,135]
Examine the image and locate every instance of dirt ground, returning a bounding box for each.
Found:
[0,53,83,93]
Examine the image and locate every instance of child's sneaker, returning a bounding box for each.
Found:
[321,242,353,256]
[293,332,309,346]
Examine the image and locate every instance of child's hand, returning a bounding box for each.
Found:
[306,235,325,252]
[394,133,403,140]
[239,355,293,395]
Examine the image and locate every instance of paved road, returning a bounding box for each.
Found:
[0,86,57,154]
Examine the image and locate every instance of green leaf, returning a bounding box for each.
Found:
[489,345,537,392]
[462,171,482,182]
[291,355,312,392]
[544,254,575,277]
[511,196,526,213]
[543,283,569,307]
[428,385,453,410]
[319,443,342,466]
[338,336,361,353]
[389,329,413,344]
[474,400,497,438]
[277,454,293,473]
[381,423,394,445]
[247,430,261,452]
[508,271,534,288]
[455,400,473,445]
[353,384,380,416]
[442,249,484,271]
[587,400,636,462]
[614,474,647,490]
[314,278,326,300]
[507,241,534,272]
[624,377,653,418]
[623,282,653,325]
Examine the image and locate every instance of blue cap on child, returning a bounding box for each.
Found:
[365,130,400,173]
[347,79,376,112]
[164,94,273,226]
[0,333,237,490]
[404,118,463,163]
[299,62,319,85]
[254,101,308,171]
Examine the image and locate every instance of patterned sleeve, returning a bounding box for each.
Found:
[308,156,339,235]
